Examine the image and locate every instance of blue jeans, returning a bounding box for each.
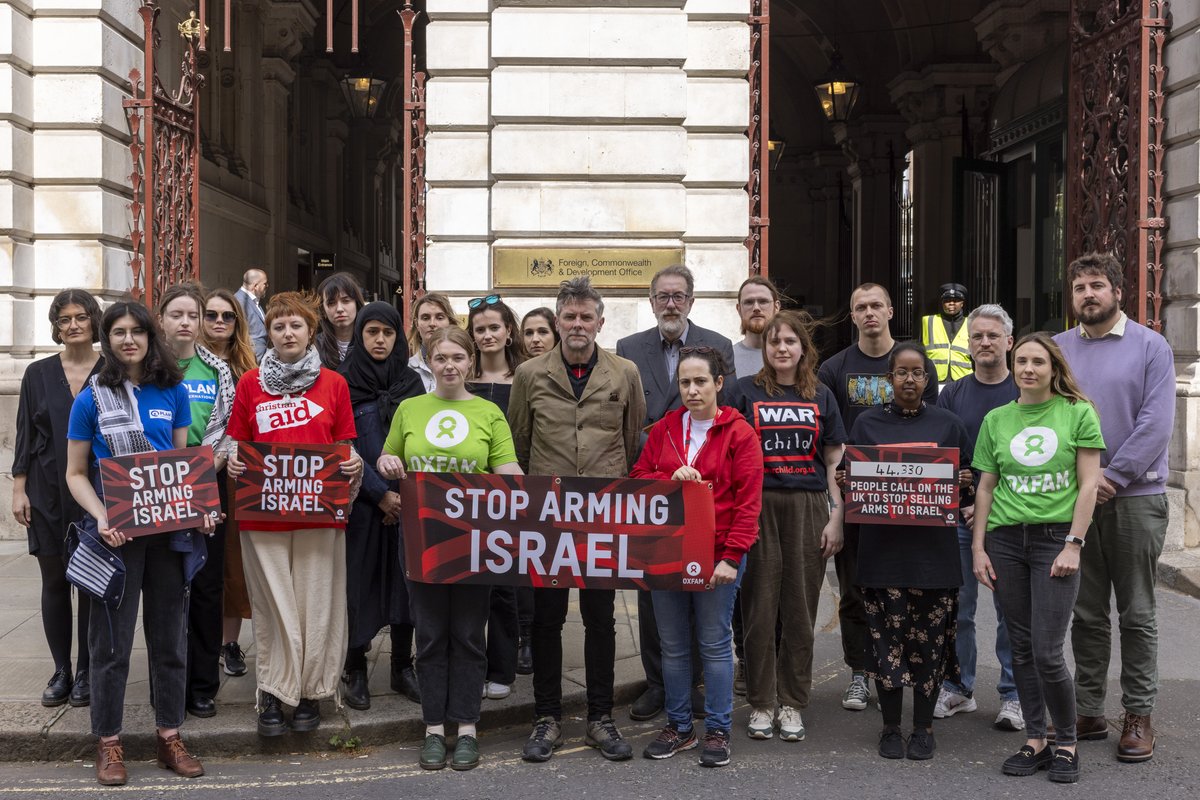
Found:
[945,525,1018,701]
[651,563,743,732]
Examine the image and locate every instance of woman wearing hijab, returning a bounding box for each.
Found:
[337,302,425,711]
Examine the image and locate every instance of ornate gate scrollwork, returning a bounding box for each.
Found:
[399,3,428,328]
[1067,0,1169,329]
[123,2,205,308]
[746,1,771,277]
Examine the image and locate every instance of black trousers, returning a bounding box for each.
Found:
[486,586,520,684]
[186,480,227,700]
[834,524,871,672]
[532,588,615,721]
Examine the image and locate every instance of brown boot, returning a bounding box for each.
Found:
[156,732,205,778]
[95,738,127,786]
[1117,712,1155,762]
[1076,714,1109,740]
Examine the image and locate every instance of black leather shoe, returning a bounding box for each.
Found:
[291,698,321,733]
[68,670,90,707]
[257,693,287,737]
[516,638,534,675]
[343,669,371,711]
[629,687,665,721]
[186,694,217,718]
[391,665,421,704]
[41,667,72,707]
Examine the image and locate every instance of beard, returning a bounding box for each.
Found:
[741,317,768,336]
[658,316,685,340]
[1076,297,1120,326]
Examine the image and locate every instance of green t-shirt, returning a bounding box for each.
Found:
[974,395,1106,529]
[179,355,219,447]
[383,393,517,474]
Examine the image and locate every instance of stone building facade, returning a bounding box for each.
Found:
[1,0,1198,559]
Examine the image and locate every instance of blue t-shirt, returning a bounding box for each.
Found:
[68,383,192,462]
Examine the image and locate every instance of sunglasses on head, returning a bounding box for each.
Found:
[680,345,716,356]
[204,310,238,323]
[468,294,501,310]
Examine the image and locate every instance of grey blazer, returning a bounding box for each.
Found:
[236,286,268,360]
[616,322,736,428]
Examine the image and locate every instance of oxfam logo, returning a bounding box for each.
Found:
[425,410,469,448]
[685,562,702,577]
[1009,426,1059,467]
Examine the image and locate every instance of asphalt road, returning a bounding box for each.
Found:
[1,586,1196,800]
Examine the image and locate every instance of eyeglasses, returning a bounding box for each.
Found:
[680,345,716,356]
[890,368,928,381]
[55,313,91,329]
[653,292,691,306]
[468,294,501,309]
[205,310,238,323]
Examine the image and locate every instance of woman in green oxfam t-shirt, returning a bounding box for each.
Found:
[378,326,522,772]
[970,332,1104,783]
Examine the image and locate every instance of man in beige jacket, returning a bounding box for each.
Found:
[508,276,646,764]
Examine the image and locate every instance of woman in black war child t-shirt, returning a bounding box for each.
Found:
[845,342,973,762]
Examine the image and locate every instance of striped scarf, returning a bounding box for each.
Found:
[89,376,154,456]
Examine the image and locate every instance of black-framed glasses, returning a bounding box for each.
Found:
[680,345,716,356]
[653,292,691,306]
[468,294,501,309]
[204,310,237,323]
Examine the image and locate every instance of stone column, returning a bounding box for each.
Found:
[423,0,751,342]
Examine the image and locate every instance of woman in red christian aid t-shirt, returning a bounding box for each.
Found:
[225,292,362,738]
[630,346,764,768]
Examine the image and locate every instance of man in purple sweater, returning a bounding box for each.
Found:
[1054,252,1175,764]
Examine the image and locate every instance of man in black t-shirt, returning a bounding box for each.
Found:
[933,304,1024,732]
[817,283,938,712]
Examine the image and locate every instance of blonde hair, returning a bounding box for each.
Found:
[1013,332,1091,404]
[407,292,459,354]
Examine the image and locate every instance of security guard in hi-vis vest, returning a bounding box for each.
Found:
[921,283,972,384]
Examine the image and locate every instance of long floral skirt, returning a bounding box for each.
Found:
[861,587,960,698]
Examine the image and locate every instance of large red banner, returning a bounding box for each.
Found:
[843,445,960,527]
[234,442,351,525]
[100,446,221,538]
[400,473,716,591]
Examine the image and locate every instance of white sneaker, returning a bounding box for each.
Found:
[841,677,871,711]
[747,707,774,739]
[994,699,1025,731]
[933,688,978,718]
[777,705,806,741]
[483,681,511,700]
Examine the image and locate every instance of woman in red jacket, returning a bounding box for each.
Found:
[631,346,764,768]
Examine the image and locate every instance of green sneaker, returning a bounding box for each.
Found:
[451,734,480,771]
[419,733,447,770]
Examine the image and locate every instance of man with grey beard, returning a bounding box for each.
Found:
[616,264,735,721]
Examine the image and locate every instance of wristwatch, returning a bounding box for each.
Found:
[1064,535,1086,548]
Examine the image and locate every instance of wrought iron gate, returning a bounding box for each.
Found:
[124,2,204,308]
[1066,0,1169,329]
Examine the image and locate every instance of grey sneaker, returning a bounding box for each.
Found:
[586,715,633,761]
[842,676,871,711]
[522,716,562,762]
[995,699,1025,731]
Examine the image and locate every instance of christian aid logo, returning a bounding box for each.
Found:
[255,396,326,433]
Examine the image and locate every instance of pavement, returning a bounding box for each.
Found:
[1,537,1199,768]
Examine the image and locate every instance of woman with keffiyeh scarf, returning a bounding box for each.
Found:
[225,292,363,738]
[336,302,424,711]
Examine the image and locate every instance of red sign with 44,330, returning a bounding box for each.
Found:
[843,445,960,527]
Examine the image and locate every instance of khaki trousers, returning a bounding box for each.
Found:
[242,528,348,706]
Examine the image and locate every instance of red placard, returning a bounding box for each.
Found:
[843,445,960,527]
[100,446,221,538]
[400,473,716,591]
[234,442,351,525]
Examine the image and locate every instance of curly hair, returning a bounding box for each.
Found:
[48,288,102,345]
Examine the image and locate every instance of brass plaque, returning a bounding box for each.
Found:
[492,247,684,290]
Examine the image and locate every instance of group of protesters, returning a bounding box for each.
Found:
[10,251,1171,785]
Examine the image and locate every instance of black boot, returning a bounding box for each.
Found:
[516,636,533,675]
[391,660,421,703]
[41,667,72,707]
[292,698,321,733]
[257,693,287,737]
[343,669,371,711]
[69,669,90,707]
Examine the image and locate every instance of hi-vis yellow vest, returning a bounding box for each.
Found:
[921,315,972,382]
